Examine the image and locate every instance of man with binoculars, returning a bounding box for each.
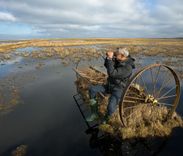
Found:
[87,48,135,123]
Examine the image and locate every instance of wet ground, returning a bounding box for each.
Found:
[0,45,183,156]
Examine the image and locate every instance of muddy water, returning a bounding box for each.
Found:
[0,48,183,156]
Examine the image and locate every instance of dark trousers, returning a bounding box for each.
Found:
[89,85,123,116]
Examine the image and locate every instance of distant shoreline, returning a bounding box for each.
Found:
[0,37,183,42]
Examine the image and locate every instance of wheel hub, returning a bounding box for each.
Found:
[145,94,158,105]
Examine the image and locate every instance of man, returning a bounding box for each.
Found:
[86,48,135,122]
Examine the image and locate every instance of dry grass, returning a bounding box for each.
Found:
[104,105,183,140]
[5,47,102,67]
[1,38,183,54]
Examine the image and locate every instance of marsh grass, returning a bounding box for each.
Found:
[0,74,22,115]
[1,38,183,54]
[0,85,20,113]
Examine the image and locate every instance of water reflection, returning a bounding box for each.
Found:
[85,126,181,156]
[87,128,122,156]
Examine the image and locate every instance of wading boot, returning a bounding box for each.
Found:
[86,99,99,122]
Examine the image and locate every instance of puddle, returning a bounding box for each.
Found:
[15,47,43,54]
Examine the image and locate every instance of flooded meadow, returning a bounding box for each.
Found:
[0,39,183,156]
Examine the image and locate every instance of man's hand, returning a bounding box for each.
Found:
[106,51,114,59]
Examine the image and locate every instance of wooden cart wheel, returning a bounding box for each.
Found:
[119,64,181,127]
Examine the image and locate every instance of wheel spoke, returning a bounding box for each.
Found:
[125,105,152,119]
[125,103,152,119]
[124,105,140,110]
[158,86,176,99]
[123,100,136,104]
[126,92,142,98]
[125,96,145,101]
[139,74,149,95]
[156,75,172,98]
[157,94,176,100]
[157,102,173,107]
[153,66,161,96]
[150,68,155,96]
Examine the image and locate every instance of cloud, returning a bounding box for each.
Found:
[0,0,149,24]
[0,12,16,21]
[0,0,183,38]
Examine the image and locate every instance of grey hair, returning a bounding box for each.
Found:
[117,48,129,57]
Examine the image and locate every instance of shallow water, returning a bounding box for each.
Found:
[0,48,183,156]
[0,58,102,156]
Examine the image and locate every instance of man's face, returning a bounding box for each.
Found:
[115,53,125,61]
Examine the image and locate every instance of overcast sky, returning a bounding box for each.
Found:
[0,0,183,39]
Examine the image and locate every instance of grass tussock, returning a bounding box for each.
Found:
[105,105,183,140]
[0,84,20,114]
